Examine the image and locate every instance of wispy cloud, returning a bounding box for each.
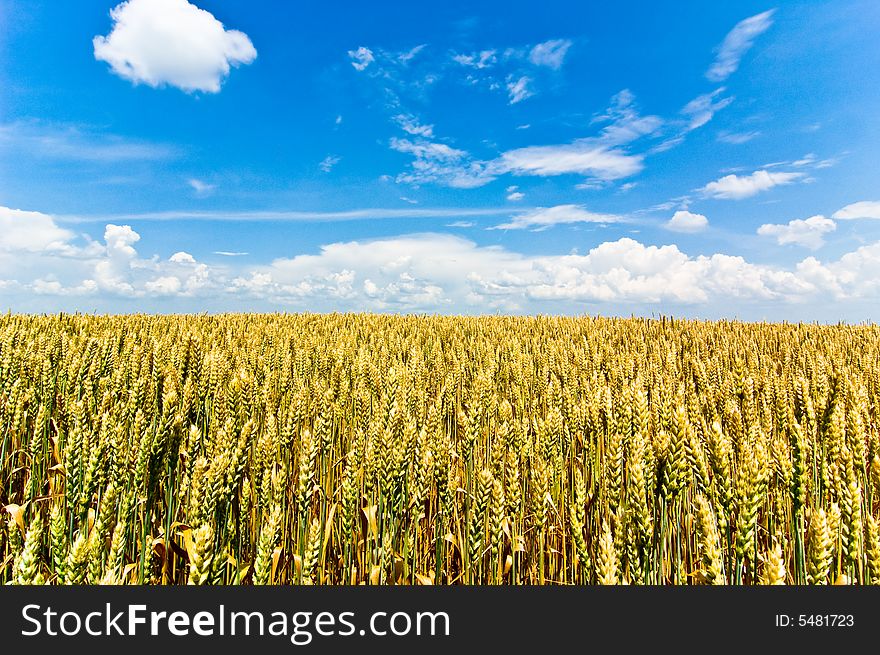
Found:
[681,88,734,130]
[0,121,177,162]
[397,44,427,63]
[348,46,375,71]
[448,37,572,103]
[528,39,573,70]
[706,9,776,82]
[506,76,534,104]
[717,130,760,144]
[491,204,622,231]
[58,207,526,223]
[394,114,434,137]
[214,251,249,257]
[452,49,497,69]
[497,90,660,182]
[188,178,216,196]
[319,155,341,172]
[390,137,493,188]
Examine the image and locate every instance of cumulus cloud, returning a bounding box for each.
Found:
[0,206,75,253]
[227,233,880,313]
[832,201,880,220]
[528,39,573,69]
[348,46,375,71]
[666,210,709,233]
[3,209,880,317]
[169,251,197,264]
[758,215,836,250]
[491,204,621,231]
[706,9,775,82]
[93,0,257,93]
[701,169,804,200]
[0,208,219,304]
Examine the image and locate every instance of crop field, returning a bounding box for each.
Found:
[1,313,879,585]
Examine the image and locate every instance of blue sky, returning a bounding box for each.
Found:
[1,0,879,319]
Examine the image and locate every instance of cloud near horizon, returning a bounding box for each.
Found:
[3,205,880,319]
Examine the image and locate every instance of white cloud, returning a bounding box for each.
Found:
[491,204,621,231]
[145,276,182,295]
[169,251,197,264]
[528,39,573,69]
[452,50,497,69]
[61,206,520,222]
[701,169,804,200]
[0,121,176,162]
[832,201,880,220]
[390,138,494,188]
[394,114,434,137]
[366,68,660,190]
[228,233,869,312]
[188,178,215,196]
[758,215,836,250]
[717,130,760,144]
[506,76,534,104]
[93,0,257,93]
[4,210,880,318]
[214,251,248,257]
[390,138,465,161]
[319,155,341,172]
[592,90,663,144]
[507,191,525,201]
[681,88,734,130]
[397,44,427,63]
[498,142,644,181]
[0,206,74,253]
[666,210,709,233]
[706,9,775,82]
[348,46,374,71]
[104,224,140,256]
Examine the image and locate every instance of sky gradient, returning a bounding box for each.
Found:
[1,0,879,320]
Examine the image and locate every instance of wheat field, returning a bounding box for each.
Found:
[1,313,879,585]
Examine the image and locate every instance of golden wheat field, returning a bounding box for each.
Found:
[1,313,879,586]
